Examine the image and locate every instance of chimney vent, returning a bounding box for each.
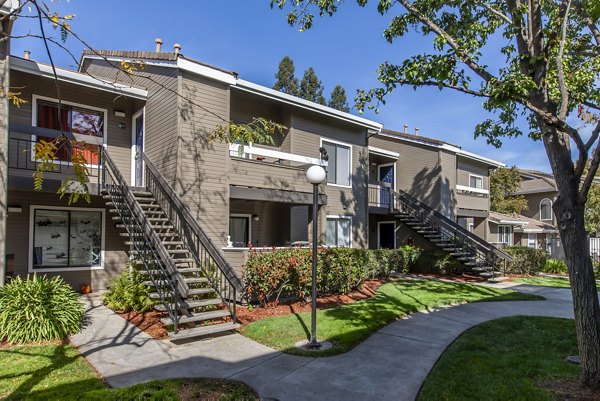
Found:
[24,50,30,60]
[415,127,420,136]
[154,38,163,52]
[173,43,181,55]
[403,124,408,134]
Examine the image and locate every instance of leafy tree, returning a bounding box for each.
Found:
[585,184,600,235]
[273,55,299,96]
[490,167,528,214]
[271,0,600,389]
[299,67,326,105]
[328,84,350,112]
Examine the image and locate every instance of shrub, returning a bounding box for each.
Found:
[504,247,548,275]
[0,274,84,344]
[413,250,462,275]
[542,259,568,275]
[104,263,156,312]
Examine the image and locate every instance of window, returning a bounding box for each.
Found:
[469,174,483,189]
[35,97,105,164]
[31,207,103,270]
[498,225,512,245]
[528,233,537,248]
[468,223,475,233]
[326,216,351,248]
[540,198,553,221]
[322,140,351,187]
[229,215,250,247]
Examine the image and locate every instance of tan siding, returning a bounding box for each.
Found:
[5,190,128,290]
[0,25,9,283]
[82,60,178,184]
[229,200,291,247]
[439,150,457,218]
[521,191,557,225]
[229,158,313,193]
[290,114,368,248]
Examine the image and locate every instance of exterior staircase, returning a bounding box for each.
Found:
[370,185,512,278]
[101,151,243,341]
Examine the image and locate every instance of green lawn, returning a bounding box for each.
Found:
[0,342,257,400]
[242,279,543,356]
[418,316,579,400]
[514,275,600,288]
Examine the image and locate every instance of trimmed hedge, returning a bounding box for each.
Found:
[504,247,549,275]
[542,259,568,275]
[243,246,421,305]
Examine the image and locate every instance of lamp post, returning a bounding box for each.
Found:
[306,165,326,348]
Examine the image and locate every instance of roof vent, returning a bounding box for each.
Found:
[415,127,420,136]
[154,38,163,52]
[24,50,30,60]
[173,43,181,55]
[403,124,408,134]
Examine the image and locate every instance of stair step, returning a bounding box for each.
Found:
[471,266,493,272]
[130,249,189,255]
[417,230,438,234]
[116,223,174,230]
[143,277,209,286]
[169,322,240,341]
[155,298,222,311]
[149,287,214,299]
[120,232,178,238]
[176,266,202,273]
[449,252,469,257]
[132,191,153,197]
[457,256,476,261]
[423,234,442,239]
[443,247,462,251]
[134,198,157,204]
[126,241,184,246]
[479,272,496,278]
[161,309,231,325]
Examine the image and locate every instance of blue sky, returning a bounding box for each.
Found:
[10,0,553,171]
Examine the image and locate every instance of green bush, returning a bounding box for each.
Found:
[104,263,156,312]
[0,274,84,344]
[543,259,568,275]
[243,246,421,305]
[413,250,462,275]
[505,247,548,275]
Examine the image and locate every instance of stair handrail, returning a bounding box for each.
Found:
[142,154,242,319]
[101,150,189,332]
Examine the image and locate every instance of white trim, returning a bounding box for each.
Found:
[377,221,396,249]
[540,198,553,221]
[498,224,513,245]
[229,214,252,247]
[321,138,353,188]
[468,222,475,233]
[468,174,484,190]
[514,188,557,195]
[130,108,145,186]
[490,218,528,225]
[456,184,489,195]
[377,162,396,205]
[528,232,537,248]
[81,54,178,69]
[456,149,505,168]
[11,56,148,100]
[522,228,559,234]
[368,146,399,159]
[178,57,238,85]
[229,144,327,166]
[326,215,353,248]
[28,205,106,273]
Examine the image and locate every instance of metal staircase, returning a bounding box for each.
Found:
[369,185,512,278]
[101,150,243,341]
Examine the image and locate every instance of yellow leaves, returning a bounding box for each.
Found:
[5,90,28,108]
[120,60,146,75]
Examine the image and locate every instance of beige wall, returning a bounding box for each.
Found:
[0,19,10,284]
[521,191,557,225]
[456,157,490,212]
[229,199,292,247]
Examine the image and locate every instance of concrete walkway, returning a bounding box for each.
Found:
[71,283,577,401]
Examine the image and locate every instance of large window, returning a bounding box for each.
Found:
[498,225,513,245]
[35,97,105,164]
[326,216,351,248]
[229,215,250,247]
[540,198,553,221]
[528,233,537,248]
[322,140,351,187]
[469,174,483,189]
[31,207,103,270]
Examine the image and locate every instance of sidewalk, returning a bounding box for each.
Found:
[71,284,575,401]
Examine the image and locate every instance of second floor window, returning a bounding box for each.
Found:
[322,140,351,187]
[540,198,553,220]
[469,174,483,189]
[498,225,512,245]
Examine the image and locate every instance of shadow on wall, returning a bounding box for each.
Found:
[340,148,368,247]
[408,166,456,218]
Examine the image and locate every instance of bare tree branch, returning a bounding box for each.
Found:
[506,0,534,75]
[556,0,572,120]
[585,119,600,151]
[583,101,600,111]
[476,1,512,24]
[580,122,600,200]
[398,80,491,98]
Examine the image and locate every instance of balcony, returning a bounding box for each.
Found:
[229,144,328,201]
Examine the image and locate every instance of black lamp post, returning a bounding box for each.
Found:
[305,164,326,348]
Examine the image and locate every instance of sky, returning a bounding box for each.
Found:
[9,0,557,171]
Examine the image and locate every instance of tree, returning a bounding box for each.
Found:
[328,84,350,112]
[299,67,326,105]
[273,55,299,96]
[271,0,600,389]
[490,167,528,214]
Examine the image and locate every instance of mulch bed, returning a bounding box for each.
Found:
[117,310,169,340]
[0,338,65,349]
[538,378,600,400]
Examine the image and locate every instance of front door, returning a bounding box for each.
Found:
[378,222,395,249]
[133,111,144,186]
[378,164,394,207]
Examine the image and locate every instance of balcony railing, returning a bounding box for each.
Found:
[229,144,327,168]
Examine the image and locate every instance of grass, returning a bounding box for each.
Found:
[0,342,257,400]
[242,278,543,356]
[514,275,600,289]
[418,316,579,401]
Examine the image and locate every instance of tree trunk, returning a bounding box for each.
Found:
[555,193,600,390]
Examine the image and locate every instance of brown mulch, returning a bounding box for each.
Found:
[402,272,487,283]
[117,310,169,340]
[538,378,600,400]
[0,338,65,349]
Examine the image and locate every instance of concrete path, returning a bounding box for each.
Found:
[71,283,578,401]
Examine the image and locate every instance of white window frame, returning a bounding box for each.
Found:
[468,222,475,233]
[326,215,353,248]
[377,221,396,249]
[498,224,513,245]
[540,198,553,221]
[377,162,396,206]
[229,213,252,248]
[28,205,106,273]
[528,233,537,248]
[130,108,145,186]
[320,138,353,188]
[468,174,484,190]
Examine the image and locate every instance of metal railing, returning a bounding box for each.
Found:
[101,150,188,333]
[369,184,512,274]
[143,154,242,322]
